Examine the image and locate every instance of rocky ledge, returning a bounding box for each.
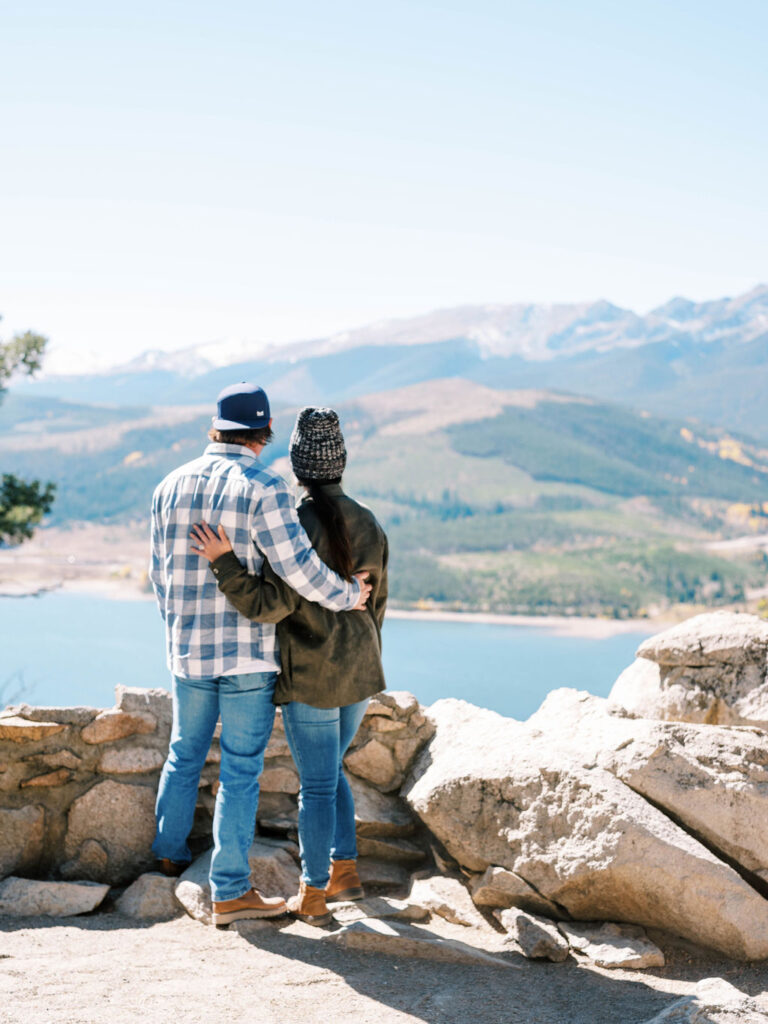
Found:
[3,612,768,986]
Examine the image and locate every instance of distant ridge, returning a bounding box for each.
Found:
[13,284,768,439]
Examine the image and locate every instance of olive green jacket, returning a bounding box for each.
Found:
[210,484,388,708]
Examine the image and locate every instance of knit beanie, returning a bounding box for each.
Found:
[289,407,347,481]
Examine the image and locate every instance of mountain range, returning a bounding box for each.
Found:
[15,284,768,439]
[5,284,768,616]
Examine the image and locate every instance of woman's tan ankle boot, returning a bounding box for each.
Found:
[326,859,364,902]
[287,882,333,926]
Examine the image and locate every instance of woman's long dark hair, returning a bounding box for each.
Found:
[299,478,354,581]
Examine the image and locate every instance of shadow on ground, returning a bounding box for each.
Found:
[3,913,767,1024]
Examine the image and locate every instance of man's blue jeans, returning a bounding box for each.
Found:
[281,698,369,889]
[152,671,277,902]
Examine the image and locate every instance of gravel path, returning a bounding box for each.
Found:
[3,913,768,1024]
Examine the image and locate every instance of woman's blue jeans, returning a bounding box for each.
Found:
[152,671,277,902]
[281,698,369,889]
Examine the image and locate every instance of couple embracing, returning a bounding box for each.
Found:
[148,382,388,927]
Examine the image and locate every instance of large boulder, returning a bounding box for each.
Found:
[529,688,768,881]
[403,696,768,960]
[0,805,45,879]
[611,612,768,727]
[63,780,157,884]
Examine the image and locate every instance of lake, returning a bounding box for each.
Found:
[0,592,651,720]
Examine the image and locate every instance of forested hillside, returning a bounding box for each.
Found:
[3,380,767,617]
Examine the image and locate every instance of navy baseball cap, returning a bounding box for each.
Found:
[213,382,271,430]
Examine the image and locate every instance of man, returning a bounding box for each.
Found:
[149,382,371,926]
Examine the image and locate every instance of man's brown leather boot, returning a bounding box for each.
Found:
[212,888,288,927]
[325,859,364,902]
[287,882,333,926]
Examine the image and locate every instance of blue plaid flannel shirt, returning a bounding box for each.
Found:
[149,443,361,678]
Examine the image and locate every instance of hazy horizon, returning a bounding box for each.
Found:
[2,1,766,374]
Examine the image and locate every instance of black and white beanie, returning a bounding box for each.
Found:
[289,407,347,481]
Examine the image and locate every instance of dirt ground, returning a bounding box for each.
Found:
[2,909,768,1024]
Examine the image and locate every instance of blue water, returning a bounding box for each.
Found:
[0,592,651,719]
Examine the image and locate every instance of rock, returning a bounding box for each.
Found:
[368,692,419,718]
[637,612,768,666]
[26,749,83,770]
[356,836,425,864]
[366,716,407,733]
[609,658,667,718]
[20,768,73,787]
[532,688,768,880]
[81,710,157,744]
[115,686,172,736]
[469,866,561,918]
[349,775,416,837]
[495,908,569,962]
[97,747,165,774]
[365,699,396,719]
[0,876,109,917]
[175,854,213,925]
[64,780,157,883]
[250,835,300,862]
[7,705,97,726]
[404,697,768,960]
[116,873,181,920]
[393,736,424,772]
[248,838,301,898]
[175,841,300,926]
[356,858,411,889]
[332,896,430,924]
[345,739,398,790]
[0,717,66,742]
[256,791,298,832]
[60,839,109,881]
[259,765,300,794]
[639,977,768,1023]
[613,612,768,727]
[408,876,487,927]
[557,921,664,969]
[0,805,45,879]
[324,918,514,968]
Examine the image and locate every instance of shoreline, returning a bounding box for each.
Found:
[1,573,658,637]
[386,607,656,637]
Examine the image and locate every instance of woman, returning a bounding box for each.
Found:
[190,407,388,925]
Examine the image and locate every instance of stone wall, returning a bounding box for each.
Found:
[7,611,768,962]
[0,686,433,887]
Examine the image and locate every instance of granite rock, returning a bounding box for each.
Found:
[408,875,487,928]
[495,908,569,962]
[404,697,768,959]
[324,918,514,968]
[116,873,181,920]
[557,921,665,969]
[0,805,45,879]
[64,780,157,883]
[0,876,109,917]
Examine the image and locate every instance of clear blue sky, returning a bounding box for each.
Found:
[1,0,766,371]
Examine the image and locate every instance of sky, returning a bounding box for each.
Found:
[1,0,766,373]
